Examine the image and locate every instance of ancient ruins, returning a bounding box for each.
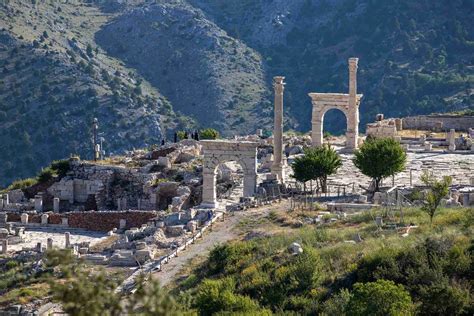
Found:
[310,58,362,150]
[0,57,473,314]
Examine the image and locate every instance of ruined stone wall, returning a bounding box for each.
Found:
[402,115,474,131]
[5,211,157,232]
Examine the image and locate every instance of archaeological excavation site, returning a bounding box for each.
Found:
[0,0,473,314]
[0,56,473,315]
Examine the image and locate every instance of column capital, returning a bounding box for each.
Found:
[349,57,359,72]
[273,76,285,94]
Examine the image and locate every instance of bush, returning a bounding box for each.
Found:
[5,178,38,191]
[200,128,220,140]
[195,277,265,315]
[347,279,414,316]
[37,168,54,183]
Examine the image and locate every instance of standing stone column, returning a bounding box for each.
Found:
[346,58,359,149]
[448,129,456,151]
[3,194,9,206]
[53,198,60,213]
[271,76,286,182]
[34,194,43,212]
[201,168,218,208]
[65,232,71,248]
[1,239,7,254]
[47,238,53,250]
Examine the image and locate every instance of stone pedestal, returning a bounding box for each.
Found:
[53,198,60,213]
[448,129,456,151]
[65,232,71,248]
[119,219,126,230]
[21,213,29,224]
[395,118,403,131]
[271,76,286,183]
[61,218,68,226]
[34,194,43,212]
[47,238,53,250]
[41,214,49,225]
[3,194,8,206]
[424,142,432,152]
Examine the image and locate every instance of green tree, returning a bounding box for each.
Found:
[45,250,182,316]
[353,138,406,192]
[200,128,219,140]
[291,145,342,192]
[347,279,415,316]
[420,171,452,225]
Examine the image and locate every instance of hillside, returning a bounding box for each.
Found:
[0,1,183,186]
[95,0,272,134]
[1,0,473,186]
[191,0,474,133]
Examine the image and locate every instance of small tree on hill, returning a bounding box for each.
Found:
[291,145,342,193]
[353,138,406,192]
[420,171,452,226]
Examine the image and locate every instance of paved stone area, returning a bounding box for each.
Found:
[332,151,474,188]
[9,228,107,252]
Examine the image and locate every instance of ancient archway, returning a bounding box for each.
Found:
[309,58,363,150]
[201,140,258,208]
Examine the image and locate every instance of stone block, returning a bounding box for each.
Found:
[358,195,368,203]
[0,228,8,239]
[53,198,60,212]
[0,212,6,224]
[157,157,171,168]
[186,220,198,233]
[135,249,152,263]
[424,142,432,152]
[41,213,49,225]
[119,219,127,229]
[47,238,54,250]
[34,194,43,212]
[135,241,146,250]
[62,217,69,226]
[166,225,186,237]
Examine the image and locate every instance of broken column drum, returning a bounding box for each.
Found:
[271,76,286,182]
[201,140,258,208]
[309,58,363,150]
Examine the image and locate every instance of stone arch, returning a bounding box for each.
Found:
[312,103,353,147]
[201,140,258,208]
[309,58,363,150]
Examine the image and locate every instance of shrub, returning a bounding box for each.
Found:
[195,277,265,315]
[37,168,54,183]
[322,288,352,315]
[200,128,220,140]
[6,178,37,191]
[347,279,414,316]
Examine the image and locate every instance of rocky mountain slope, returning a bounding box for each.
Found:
[0,1,184,186]
[191,0,474,132]
[1,0,473,186]
[96,0,272,133]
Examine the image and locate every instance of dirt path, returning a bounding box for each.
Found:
[152,203,279,287]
